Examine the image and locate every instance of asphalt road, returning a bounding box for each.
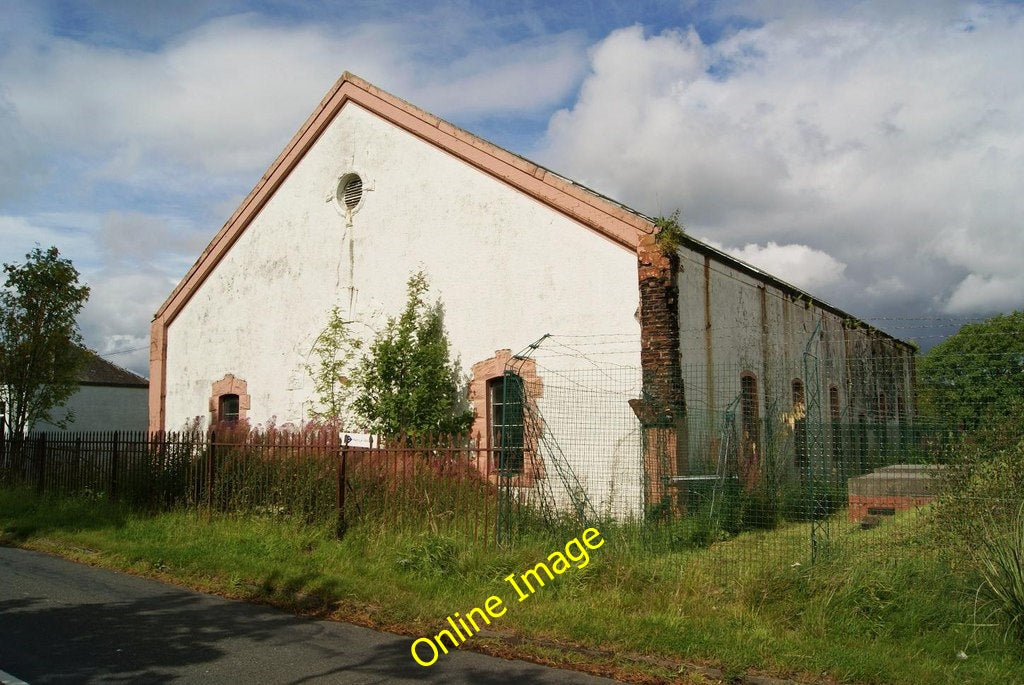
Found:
[0,546,619,684]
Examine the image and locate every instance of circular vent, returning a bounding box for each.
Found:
[337,174,363,211]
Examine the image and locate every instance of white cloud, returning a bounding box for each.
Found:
[78,271,175,376]
[0,94,44,205]
[711,240,847,291]
[0,214,102,268]
[539,5,1024,318]
[0,14,587,181]
[1,210,204,377]
[95,210,208,273]
[945,273,1024,315]
[864,276,907,299]
[0,11,590,377]
[409,32,588,116]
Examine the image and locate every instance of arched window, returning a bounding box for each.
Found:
[792,379,807,468]
[468,350,544,485]
[489,373,524,474]
[218,394,240,424]
[829,385,840,421]
[209,373,249,427]
[828,385,843,474]
[740,373,760,473]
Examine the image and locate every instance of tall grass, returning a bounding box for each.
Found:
[3,486,1024,683]
[977,505,1024,643]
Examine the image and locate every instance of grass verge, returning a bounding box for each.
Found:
[1,488,1021,684]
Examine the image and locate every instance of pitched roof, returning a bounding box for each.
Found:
[152,72,912,346]
[80,350,148,388]
[147,72,916,431]
[153,72,655,327]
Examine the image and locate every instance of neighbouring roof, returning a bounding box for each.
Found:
[80,350,149,388]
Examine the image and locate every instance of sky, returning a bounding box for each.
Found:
[1,0,1022,376]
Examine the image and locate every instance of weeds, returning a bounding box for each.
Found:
[4,486,1024,684]
[394,533,461,578]
[976,505,1024,643]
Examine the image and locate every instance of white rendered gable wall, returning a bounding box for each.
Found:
[163,103,642,514]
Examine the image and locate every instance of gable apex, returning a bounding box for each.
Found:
[153,72,655,327]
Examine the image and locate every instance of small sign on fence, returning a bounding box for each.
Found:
[341,433,375,449]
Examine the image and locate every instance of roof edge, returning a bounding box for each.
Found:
[79,380,150,389]
[153,72,654,326]
[80,349,151,387]
[677,233,915,350]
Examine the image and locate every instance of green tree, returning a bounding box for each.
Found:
[0,246,90,438]
[917,310,1024,433]
[303,306,362,426]
[353,272,473,437]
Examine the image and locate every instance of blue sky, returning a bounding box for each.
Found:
[2,0,1023,375]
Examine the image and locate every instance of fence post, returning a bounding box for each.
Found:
[206,431,217,517]
[35,432,47,495]
[0,414,6,473]
[73,436,82,492]
[336,445,348,539]
[154,431,166,510]
[109,431,120,500]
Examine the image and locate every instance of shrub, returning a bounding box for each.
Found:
[779,481,847,523]
[935,429,1024,643]
[977,504,1024,643]
[303,306,362,426]
[353,272,473,437]
[935,435,1024,550]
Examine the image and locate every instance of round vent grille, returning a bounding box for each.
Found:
[338,174,363,211]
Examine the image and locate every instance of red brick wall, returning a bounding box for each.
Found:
[848,495,935,522]
[634,232,685,422]
[632,231,687,510]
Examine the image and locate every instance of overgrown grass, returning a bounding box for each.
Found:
[2,487,1022,684]
[975,504,1024,644]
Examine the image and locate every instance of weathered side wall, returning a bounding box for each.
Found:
[675,242,916,478]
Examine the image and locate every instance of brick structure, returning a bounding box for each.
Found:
[629,230,688,512]
[847,465,943,522]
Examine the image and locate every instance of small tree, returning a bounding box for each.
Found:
[303,306,362,427]
[353,272,473,437]
[0,246,90,438]
[917,311,1024,435]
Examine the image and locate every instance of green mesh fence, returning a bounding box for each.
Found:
[2,327,1021,574]
[490,333,1002,573]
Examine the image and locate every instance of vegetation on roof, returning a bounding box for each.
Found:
[653,210,686,254]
